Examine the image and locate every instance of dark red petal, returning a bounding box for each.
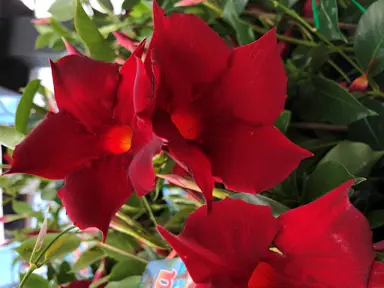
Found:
[129,135,162,197]
[153,109,213,208]
[202,123,312,194]
[274,180,375,287]
[115,40,148,125]
[8,111,103,179]
[151,1,231,84]
[50,55,120,133]
[157,198,279,287]
[369,261,384,288]
[211,29,287,126]
[58,154,133,239]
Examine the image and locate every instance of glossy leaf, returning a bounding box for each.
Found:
[12,200,34,214]
[230,193,289,217]
[355,0,384,76]
[122,0,140,11]
[74,0,115,61]
[48,0,75,22]
[349,116,384,150]
[106,276,142,288]
[96,0,114,12]
[318,141,384,176]
[16,233,81,263]
[72,248,105,272]
[21,273,49,288]
[367,210,384,229]
[296,77,373,124]
[16,79,40,134]
[318,0,346,41]
[35,33,55,49]
[223,0,254,45]
[303,161,354,203]
[275,110,291,134]
[0,126,24,149]
[108,259,146,281]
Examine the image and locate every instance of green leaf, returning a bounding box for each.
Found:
[164,206,196,229]
[0,126,24,149]
[223,0,254,45]
[318,141,384,176]
[230,193,290,217]
[106,276,142,288]
[96,0,114,12]
[35,32,55,49]
[317,0,346,41]
[50,18,72,39]
[48,0,75,21]
[74,0,115,61]
[57,261,76,284]
[355,0,384,76]
[16,79,40,133]
[72,248,105,272]
[108,259,146,282]
[349,116,384,150]
[367,209,384,229]
[21,273,49,288]
[275,110,291,134]
[303,161,355,203]
[16,233,81,263]
[122,0,141,11]
[103,232,136,261]
[12,200,34,214]
[295,77,373,124]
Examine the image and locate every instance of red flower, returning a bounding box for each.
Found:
[146,2,312,207]
[158,181,384,287]
[7,42,161,238]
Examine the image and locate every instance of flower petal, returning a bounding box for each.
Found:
[153,109,213,208]
[150,1,231,84]
[202,123,312,194]
[114,41,149,125]
[369,261,384,288]
[129,135,162,197]
[157,198,279,287]
[58,154,133,238]
[63,280,92,288]
[212,29,287,125]
[51,55,120,133]
[274,180,375,287]
[8,111,103,179]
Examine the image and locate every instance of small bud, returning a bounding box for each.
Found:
[175,0,207,7]
[349,73,368,92]
[113,31,136,53]
[62,38,82,56]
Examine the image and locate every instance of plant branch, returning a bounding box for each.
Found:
[96,242,149,264]
[290,122,348,132]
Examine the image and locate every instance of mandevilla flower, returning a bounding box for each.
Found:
[145,2,312,207]
[158,180,384,287]
[7,41,160,238]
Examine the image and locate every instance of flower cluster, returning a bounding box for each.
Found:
[8,1,383,287]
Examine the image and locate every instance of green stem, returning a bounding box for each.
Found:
[328,60,351,82]
[142,196,158,227]
[203,1,223,16]
[272,0,364,74]
[18,264,37,288]
[368,90,384,98]
[97,242,149,264]
[89,276,109,288]
[32,226,76,266]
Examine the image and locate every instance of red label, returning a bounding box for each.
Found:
[155,269,177,288]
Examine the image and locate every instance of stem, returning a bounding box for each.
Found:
[33,226,76,265]
[328,60,352,82]
[142,196,158,227]
[90,276,109,288]
[367,90,384,98]
[290,122,348,132]
[203,1,223,16]
[18,264,37,288]
[97,242,148,264]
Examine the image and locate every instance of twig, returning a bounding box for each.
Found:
[290,122,348,132]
